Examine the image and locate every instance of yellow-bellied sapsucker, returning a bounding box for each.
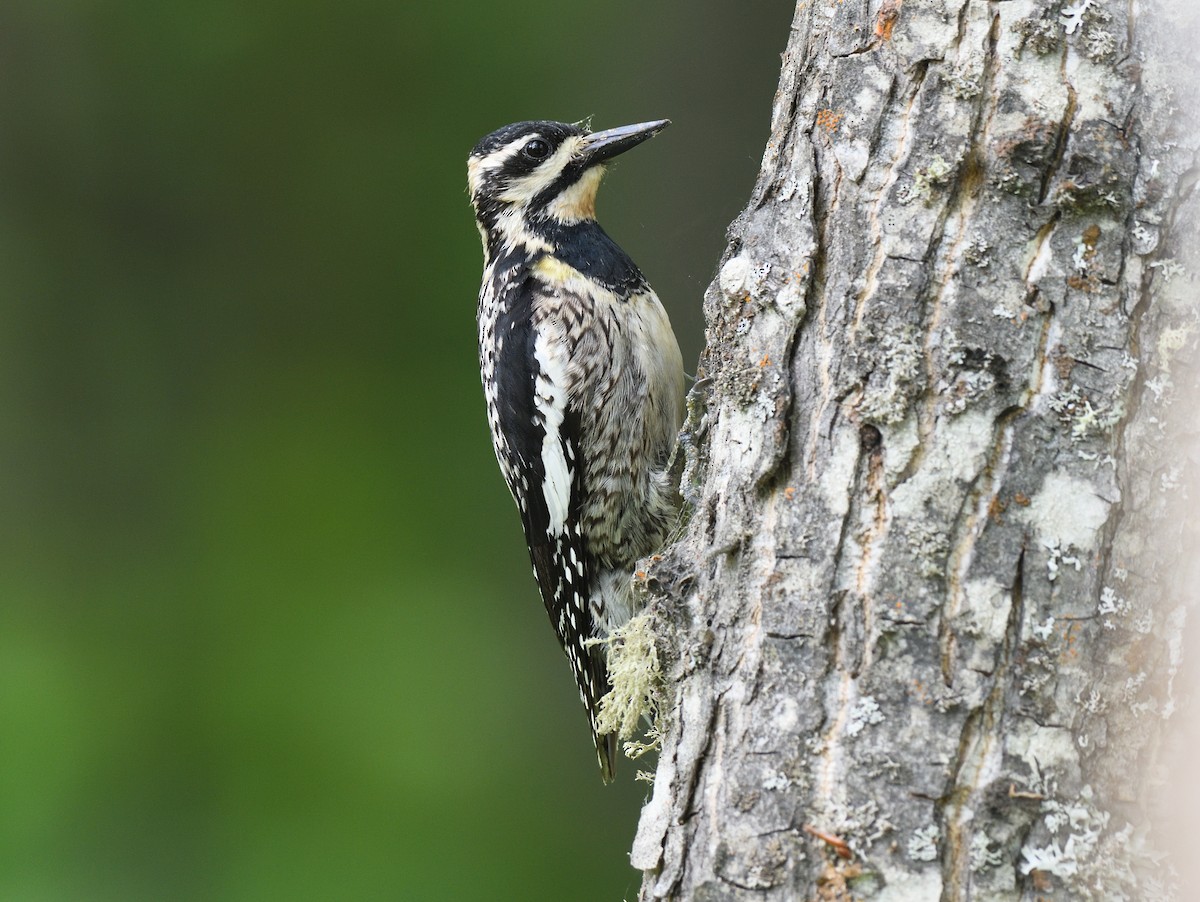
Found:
[467,119,684,781]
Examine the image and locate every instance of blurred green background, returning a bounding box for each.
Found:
[0,3,790,899]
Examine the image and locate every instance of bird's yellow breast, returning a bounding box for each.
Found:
[532,255,586,286]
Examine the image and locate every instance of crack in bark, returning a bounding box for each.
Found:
[1037,57,1078,206]
[861,73,901,169]
[938,401,1022,687]
[801,153,839,482]
[853,429,889,614]
[939,547,1027,902]
[950,0,971,53]
[851,65,928,336]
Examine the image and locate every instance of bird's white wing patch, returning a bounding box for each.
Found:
[533,323,572,537]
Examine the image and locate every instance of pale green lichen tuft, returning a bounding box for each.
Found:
[1048,384,1125,441]
[900,154,956,205]
[589,613,664,760]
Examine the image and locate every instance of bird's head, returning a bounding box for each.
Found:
[467,118,669,254]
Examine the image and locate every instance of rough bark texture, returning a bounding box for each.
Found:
[632,1,1200,899]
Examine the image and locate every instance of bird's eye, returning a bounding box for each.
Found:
[523,138,551,160]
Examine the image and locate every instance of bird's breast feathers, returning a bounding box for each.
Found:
[530,254,683,414]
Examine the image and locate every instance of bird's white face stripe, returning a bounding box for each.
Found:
[532,324,572,538]
[470,134,528,172]
[466,135,530,198]
[499,135,588,205]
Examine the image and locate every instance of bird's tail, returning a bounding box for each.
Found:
[594,729,617,784]
[584,639,617,783]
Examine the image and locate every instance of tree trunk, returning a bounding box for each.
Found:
[632,1,1200,899]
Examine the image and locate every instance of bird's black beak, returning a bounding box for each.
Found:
[580,119,671,167]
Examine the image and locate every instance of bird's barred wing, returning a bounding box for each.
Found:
[486,272,616,780]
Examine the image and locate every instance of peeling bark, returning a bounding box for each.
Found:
[633,1,1200,899]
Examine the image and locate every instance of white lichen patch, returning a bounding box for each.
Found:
[1059,0,1117,62]
[1148,258,1187,282]
[992,298,1023,321]
[907,824,940,862]
[1060,0,1095,36]
[1097,585,1131,631]
[1083,26,1116,61]
[1144,372,1174,405]
[1072,399,1122,440]
[762,772,792,792]
[719,255,761,302]
[1020,836,1081,878]
[1042,538,1083,581]
[945,66,982,100]
[963,235,991,267]
[845,695,884,736]
[1159,465,1183,494]
[1130,221,1158,256]
[1030,613,1057,639]
[1019,787,1176,899]
[1074,686,1108,715]
[1020,471,1110,552]
[1071,233,1096,272]
[774,278,807,319]
[970,833,1005,871]
[940,344,1002,414]
[841,799,891,845]
[1015,8,1063,55]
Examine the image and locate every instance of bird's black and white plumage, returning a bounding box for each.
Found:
[467,119,684,781]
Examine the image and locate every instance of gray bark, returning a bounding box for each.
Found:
[632,1,1200,899]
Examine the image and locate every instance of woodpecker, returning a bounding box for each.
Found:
[467,119,684,781]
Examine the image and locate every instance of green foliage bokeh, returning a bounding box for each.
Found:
[0,3,790,899]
